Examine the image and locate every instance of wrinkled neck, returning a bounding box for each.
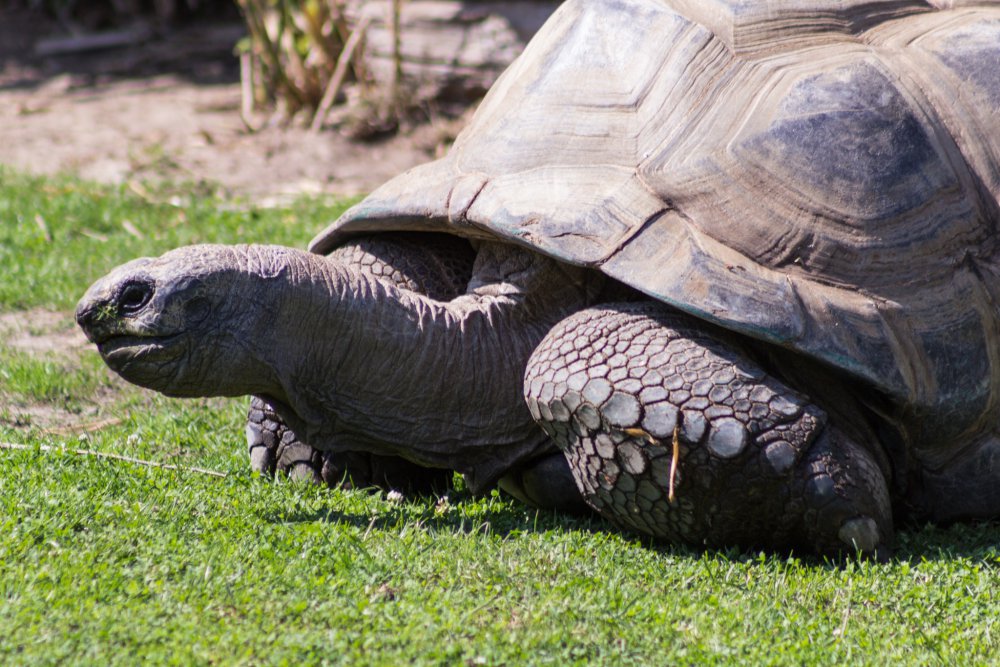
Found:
[249,246,591,488]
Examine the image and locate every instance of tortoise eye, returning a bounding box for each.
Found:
[118,281,153,314]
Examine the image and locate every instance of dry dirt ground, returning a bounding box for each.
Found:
[0,308,116,432]
[0,309,88,357]
[0,9,463,202]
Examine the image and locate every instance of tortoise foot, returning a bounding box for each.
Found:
[498,452,593,515]
[525,302,893,556]
[246,395,322,483]
[246,396,453,494]
[795,428,893,557]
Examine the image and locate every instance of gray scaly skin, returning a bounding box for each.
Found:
[246,395,457,493]
[525,303,891,555]
[76,241,598,494]
[245,234,474,493]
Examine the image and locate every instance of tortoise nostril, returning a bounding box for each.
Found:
[118,280,153,314]
[75,304,98,331]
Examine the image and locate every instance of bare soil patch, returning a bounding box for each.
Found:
[0,309,87,357]
[0,10,463,201]
[0,309,107,432]
[1,398,108,434]
[1,75,460,201]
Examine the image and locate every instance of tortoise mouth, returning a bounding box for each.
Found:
[98,333,184,368]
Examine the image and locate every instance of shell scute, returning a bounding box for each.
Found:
[733,59,956,225]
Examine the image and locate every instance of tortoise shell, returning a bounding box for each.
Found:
[312,0,1000,454]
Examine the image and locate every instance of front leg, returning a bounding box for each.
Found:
[247,395,453,493]
[247,395,319,483]
[525,303,892,556]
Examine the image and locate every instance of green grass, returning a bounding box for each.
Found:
[2,169,1000,664]
[0,345,110,404]
[0,168,351,311]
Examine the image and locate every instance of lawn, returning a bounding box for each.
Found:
[1,168,999,665]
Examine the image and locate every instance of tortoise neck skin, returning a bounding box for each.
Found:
[77,243,593,489]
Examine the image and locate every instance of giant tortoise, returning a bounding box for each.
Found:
[76,0,1000,556]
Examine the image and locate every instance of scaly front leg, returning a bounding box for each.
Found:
[525,302,892,556]
[246,395,453,493]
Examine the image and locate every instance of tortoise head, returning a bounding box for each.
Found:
[76,244,273,397]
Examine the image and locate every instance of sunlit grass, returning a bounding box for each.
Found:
[0,168,352,311]
[1,170,999,665]
[0,344,110,404]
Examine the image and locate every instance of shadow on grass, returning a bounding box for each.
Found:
[889,520,1000,564]
[258,480,1000,567]
[264,489,618,541]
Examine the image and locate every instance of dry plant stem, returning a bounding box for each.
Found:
[34,23,155,57]
[299,1,338,66]
[389,0,403,115]
[623,424,678,502]
[238,0,367,123]
[0,442,227,478]
[269,8,307,111]
[329,0,350,43]
[121,219,144,240]
[81,229,109,243]
[240,0,304,110]
[240,51,260,132]
[34,214,51,242]
[311,16,372,132]
[669,423,680,504]
[279,8,315,104]
[44,417,124,436]
[328,0,365,82]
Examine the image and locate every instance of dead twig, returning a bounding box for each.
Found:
[121,219,145,240]
[0,442,227,479]
[388,0,404,118]
[34,214,52,242]
[43,417,123,436]
[34,23,155,57]
[239,51,260,132]
[80,229,109,243]
[669,423,680,503]
[310,15,371,132]
[127,180,156,204]
[622,424,677,503]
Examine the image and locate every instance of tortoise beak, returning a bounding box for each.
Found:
[75,301,105,344]
[76,281,118,345]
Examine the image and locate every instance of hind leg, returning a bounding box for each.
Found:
[498,452,592,515]
[906,432,1000,524]
[525,303,892,556]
